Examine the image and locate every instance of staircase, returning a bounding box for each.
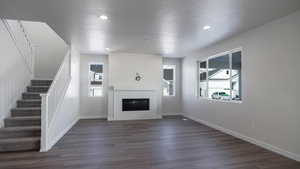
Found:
[0,79,52,152]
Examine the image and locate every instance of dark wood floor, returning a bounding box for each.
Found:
[0,116,299,169]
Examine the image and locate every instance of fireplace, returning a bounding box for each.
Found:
[122,98,150,111]
[108,89,161,121]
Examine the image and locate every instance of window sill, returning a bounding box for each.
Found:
[198,97,242,104]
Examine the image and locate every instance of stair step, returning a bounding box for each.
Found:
[11,107,41,117]
[4,116,41,127]
[27,86,50,93]
[0,79,47,152]
[22,92,41,100]
[0,137,40,152]
[31,79,52,86]
[17,99,41,108]
[24,91,47,94]
[0,126,41,139]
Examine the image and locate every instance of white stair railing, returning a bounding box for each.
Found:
[40,49,71,151]
[1,19,35,74]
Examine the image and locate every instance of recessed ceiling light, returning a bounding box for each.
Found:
[203,25,211,30]
[105,47,110,51]
[99,15,108,20]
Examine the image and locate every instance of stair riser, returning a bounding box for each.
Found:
[12,110,41,117]
[31,83,51,86]
[0,130,40,139]
[22,94,41,100]
[17,102,41,108]
[0,140,40,152]
[27,87,49,93]
[5,120,41,127]
[31,81,52,86]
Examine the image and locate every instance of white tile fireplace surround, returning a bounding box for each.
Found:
[108,89,162,121]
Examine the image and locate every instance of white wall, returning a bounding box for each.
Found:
[162,58,182,115]
[22,21,68,79]
[80,54,108,119]
[0,20,33,127]
[109,53,163,90]
[182,11,300,161]
[46,45,80,149]
[108,53,163,115]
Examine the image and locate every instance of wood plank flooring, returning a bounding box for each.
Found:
[0,116,299,169]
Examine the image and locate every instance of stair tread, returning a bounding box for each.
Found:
[0,126,41,132]
[6,116,41,120]
[12,107,41,111]
[23,92,44,94]
[23,92,42,94]
[18,99,41,102]
[24,91,47,93]
[0,137,40,143]
[28,85,50,87]
[32,79,52,81]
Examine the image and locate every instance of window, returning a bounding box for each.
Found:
[89,63,104,97]
[199,61,208,97]
[163,65,175,96]
[198,49,242,101]
[231,51,242,100]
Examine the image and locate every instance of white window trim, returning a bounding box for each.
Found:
[197,47,243,103]
[163,65,176,97]
[88,62,104,97]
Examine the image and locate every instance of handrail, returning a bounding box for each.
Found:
[18,20,35,71]
[1,19,35,74]
[40,49,71,152]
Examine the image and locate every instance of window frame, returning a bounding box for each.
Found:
[163,65,176,97]
[88,62,104,97]
[197,47,242,103]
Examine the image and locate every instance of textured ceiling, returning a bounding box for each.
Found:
[1,0,300,57]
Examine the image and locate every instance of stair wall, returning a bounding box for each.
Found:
[0,20,33,127]
[21,21,68,79]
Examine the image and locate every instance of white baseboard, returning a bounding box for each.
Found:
[45,116,79,152]
[79,115,107,120]
[162,112,183,116]
[185,114,300,162]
